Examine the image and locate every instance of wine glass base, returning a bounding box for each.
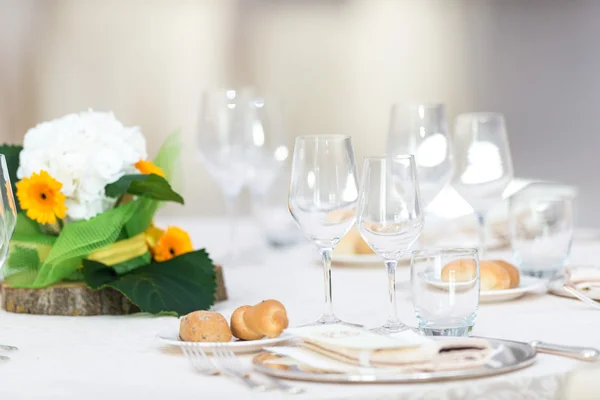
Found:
[301,315,363,328]
[371,321,410,335]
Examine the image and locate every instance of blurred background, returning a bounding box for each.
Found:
[1,0,598,225]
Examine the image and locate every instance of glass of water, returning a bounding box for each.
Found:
[411,248,480,336]
[509,187,574,279]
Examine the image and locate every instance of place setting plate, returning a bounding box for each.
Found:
[548,280,600,301]
[425,275,548,303]
[251,337,537,383]
[157,329,294,354]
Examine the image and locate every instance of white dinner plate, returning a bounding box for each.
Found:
[548,279,600,301]
[425,275,547,303]
[157,329,294,354]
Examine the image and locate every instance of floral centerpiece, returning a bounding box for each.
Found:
[1,111,217,316]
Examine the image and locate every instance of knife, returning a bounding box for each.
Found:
[528,340,599,361]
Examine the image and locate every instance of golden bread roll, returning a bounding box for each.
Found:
[243,299,289,338]
[441,259,477,282]
[479,260,512,291]
[179,310,232,342]
[334,228,375,255]
[230,305,264,341]
[494,260,520,289]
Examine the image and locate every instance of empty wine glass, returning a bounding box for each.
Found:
[288,135,359,326]
[0,154,18,355]
[356,155,424,334]
[453,113,514,257]
[387,103,454,207]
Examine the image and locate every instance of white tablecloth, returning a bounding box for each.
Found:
[0,218,598,400]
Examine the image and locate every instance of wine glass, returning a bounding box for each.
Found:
[0,154,18,354]
[288,135,359,326]
[453,113,514,257]
[356,155,424,334]
[387,103,454,207]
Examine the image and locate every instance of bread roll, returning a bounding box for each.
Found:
[495,260,520,289]
[334,228,375,255]
[243,299,289,338]
[179,311,232,342]
[480,260,511,291]
[230,305,264,341]
[441,259,477,282]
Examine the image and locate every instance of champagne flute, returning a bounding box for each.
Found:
[387,103,454,207]
[0,154,18,356]
[453,113,514,257]
[288,135,359,326]
[357,155,424,334]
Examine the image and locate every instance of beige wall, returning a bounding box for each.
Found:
[2,0,600,224]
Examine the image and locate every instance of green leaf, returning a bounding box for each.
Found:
[125,197,159,238]
[82,249,217,316]
[105,174,184,204]
[4,246,41,287]
[12,233,57,246]
[14,212,42,235]
[0,144,23,211]
[153,130,181,189]
[111,251,151,275]
[30,200,140,288]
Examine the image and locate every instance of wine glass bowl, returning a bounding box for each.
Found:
[288,135,359,325]
[388,103,454,207]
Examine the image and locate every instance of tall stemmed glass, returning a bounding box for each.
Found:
[0,154,18,355]
[387,104,454,207]
[197,88,257,265]
[453,113,513,258]
[288,135,359,326]
[357,155,424,334]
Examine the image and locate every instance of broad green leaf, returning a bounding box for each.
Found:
[31,200,140,288]
[4,246,40,287]
[125,197,159,238]
[82,249,217,316]
[112,251,151,275]
[105,174,183,204]
[12,233,57,247]
[15,212,42,235]
[0,144,23,211]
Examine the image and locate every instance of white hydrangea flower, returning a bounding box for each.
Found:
[17,111,148,221]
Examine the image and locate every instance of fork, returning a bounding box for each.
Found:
[0,344,18,361]
[181,345,219,376]
[212,346,304,394]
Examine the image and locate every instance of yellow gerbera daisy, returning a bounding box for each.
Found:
[16,170,67,225]
[151,226,193,262]
[135,160,165,178]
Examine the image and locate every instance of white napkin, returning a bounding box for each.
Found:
[565,267,600,290]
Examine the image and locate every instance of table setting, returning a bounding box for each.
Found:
[0,91,598,400]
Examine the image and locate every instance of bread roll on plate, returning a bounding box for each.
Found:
[441,259,520,291]
[180,310,232,342]
[243,299,289,339]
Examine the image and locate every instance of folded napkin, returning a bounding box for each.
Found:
[565,267,600,290]
[269,325,491,374]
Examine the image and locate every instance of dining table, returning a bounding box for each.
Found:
[0,217,598,400]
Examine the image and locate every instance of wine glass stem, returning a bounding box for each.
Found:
[225,196,239,260]
[385,260,399,325]
[320,248,335,320]
[476,212,486,259]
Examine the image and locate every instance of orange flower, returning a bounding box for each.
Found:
[135,160,165,178]
[151,226,193,262]
[16,170,67,225]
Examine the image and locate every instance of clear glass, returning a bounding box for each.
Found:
[509,186,574,279]
[411,248,480,336]
[251,165,303,248]
[356,155,424,334]
[198,89,287,265]
[288,135,359,326]
[0,154,18,352]
[452,113,514,258]
[387,103,454,207]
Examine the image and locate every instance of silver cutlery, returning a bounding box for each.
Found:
[0,344,17,361]
[181,345,219,376]
[529,340,599,361]
[563,285,600,311]
[212,346,304,394]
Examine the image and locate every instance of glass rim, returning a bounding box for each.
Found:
[295,134,351,142]
[363,154,415,161]
[456,112,504,121]
[392,102,445,110]
[411,248,478,258]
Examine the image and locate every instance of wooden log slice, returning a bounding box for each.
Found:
[1,265,227,316]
